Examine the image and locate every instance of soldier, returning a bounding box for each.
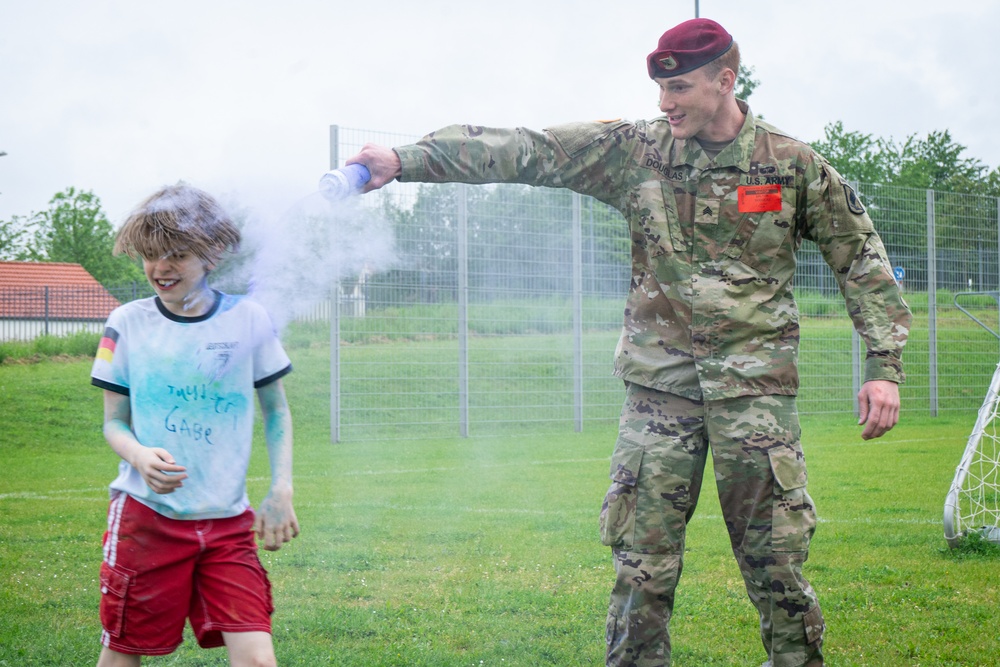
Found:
[347,17,910,667]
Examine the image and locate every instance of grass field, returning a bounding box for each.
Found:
[2,351,999,666]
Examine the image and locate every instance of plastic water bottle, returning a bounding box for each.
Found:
[319,164,371,200]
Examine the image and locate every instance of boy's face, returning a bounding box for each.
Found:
[143,249,216,317]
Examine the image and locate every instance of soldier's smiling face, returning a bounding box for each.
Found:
[655,67,731,142]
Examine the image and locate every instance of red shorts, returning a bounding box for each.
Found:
[99,492,273,655]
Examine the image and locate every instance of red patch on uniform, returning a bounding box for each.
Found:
[738,185,782,213]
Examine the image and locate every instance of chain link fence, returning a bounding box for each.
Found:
[4,125,998,441]
[0,282,153,340]
[320,126,1000,440]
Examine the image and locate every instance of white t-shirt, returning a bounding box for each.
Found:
[91,291,291,520]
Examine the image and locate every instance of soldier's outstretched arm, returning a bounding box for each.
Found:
[347,143,402,192]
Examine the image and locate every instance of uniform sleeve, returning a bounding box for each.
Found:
[394,121,633,204]
[800,157,912,384]
[91,308,130,395]
[250,301,292,388]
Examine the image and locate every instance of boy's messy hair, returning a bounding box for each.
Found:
[114,183,241,264]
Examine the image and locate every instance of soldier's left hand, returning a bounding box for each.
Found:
[857,380,900,440]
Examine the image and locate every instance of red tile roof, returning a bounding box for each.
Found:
[0,261,121,320]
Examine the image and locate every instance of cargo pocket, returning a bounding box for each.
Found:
[599,436,644,549]
[99,562,136,639]
[605,612,625,658]
[767,445,815,553]
[803,605,825,645]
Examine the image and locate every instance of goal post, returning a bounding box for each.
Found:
[943,361,1000,547]
[944,291,1000,548]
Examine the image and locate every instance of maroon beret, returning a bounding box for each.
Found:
[646,18,733,79]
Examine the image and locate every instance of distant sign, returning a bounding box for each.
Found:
[893,266,905,282]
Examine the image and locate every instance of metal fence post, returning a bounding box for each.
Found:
[329,124,341,443]
[927,188,938,417]
[572,192,584,432]
[44,286,50,336]
[849,180,861,416]
[458,183,469,437]
[852,329,861,417]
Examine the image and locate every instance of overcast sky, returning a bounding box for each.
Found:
[2,0,998,225]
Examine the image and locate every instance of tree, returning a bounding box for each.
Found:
[809,121,897,185]
[24,187,143,286]
[895,130,995,195]
[811,122,999,197]
[0,215,30,260]
[811,122,1000,284]
[735,64,760,102]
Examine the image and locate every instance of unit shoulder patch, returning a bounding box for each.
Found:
[842,181,866,215]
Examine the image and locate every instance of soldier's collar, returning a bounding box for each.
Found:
[671,100,755,171]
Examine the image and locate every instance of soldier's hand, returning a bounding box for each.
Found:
[347,144,401,193]
[857,380,900,440]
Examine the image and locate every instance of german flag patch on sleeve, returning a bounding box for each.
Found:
[96,327,119,363]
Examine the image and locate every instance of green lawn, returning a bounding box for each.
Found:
[1,351,998,666]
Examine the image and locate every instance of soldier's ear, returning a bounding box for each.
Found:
[718,68,736,96]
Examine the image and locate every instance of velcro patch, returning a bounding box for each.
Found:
[842,180,866,214]
[738,185,782,213]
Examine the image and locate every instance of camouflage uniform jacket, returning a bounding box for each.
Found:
[395,101,912,400]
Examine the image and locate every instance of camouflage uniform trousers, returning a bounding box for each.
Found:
[600,383,825,667]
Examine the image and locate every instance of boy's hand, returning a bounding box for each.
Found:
[253,488,300,551]
[132,447,187,494]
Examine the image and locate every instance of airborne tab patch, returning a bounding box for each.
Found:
[738,185,782,213]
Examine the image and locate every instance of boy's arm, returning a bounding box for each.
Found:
[102,390,187,494]
[253,379,299,551]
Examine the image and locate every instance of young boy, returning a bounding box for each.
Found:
[90,184,299,667]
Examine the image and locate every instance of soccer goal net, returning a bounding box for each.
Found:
[944,293,1000,548]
